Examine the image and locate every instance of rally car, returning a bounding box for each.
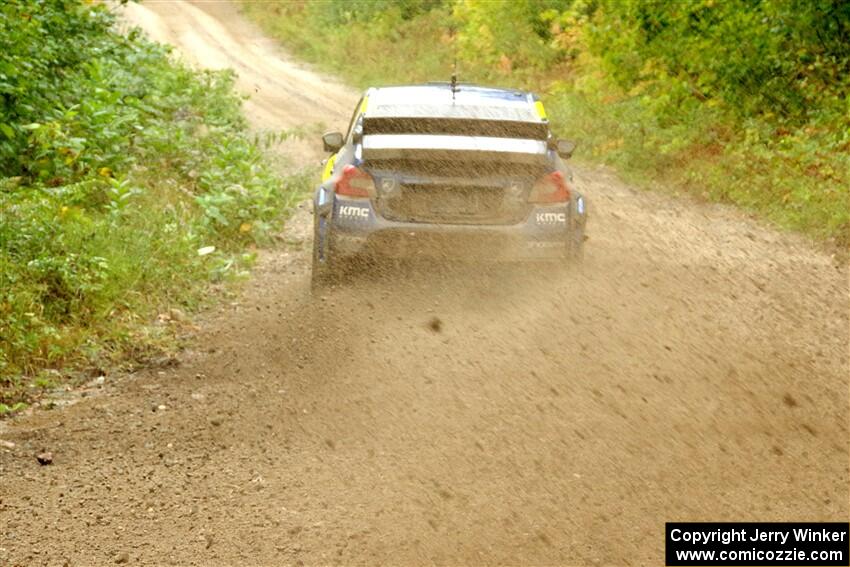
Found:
[312,83,587,287]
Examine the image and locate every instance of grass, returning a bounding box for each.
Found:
[0,2,310,411]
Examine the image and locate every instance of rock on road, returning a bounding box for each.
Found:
[0,1,847,565]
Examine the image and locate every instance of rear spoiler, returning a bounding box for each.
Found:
[361,134,549,164]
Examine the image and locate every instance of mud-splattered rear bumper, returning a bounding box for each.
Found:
[319,195,586,262]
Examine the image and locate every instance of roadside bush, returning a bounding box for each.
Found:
[0,0,303,407]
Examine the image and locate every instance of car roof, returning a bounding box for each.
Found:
[364,84,544,123]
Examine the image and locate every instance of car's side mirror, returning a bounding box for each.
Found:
[556,139,577,159]
[322,131,344,153]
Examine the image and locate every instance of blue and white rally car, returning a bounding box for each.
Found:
[312,83,587,286]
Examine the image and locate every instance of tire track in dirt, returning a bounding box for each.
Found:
[1,2,847,565]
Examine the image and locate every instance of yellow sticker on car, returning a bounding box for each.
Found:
[360,96,368,115]
[535,100,548,121]
[322,153,337,182]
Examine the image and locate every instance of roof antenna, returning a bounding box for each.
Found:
[451,59,459,102]
[449,26,459,102]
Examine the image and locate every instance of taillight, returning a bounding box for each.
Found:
[335,165,374,198]
[529,170,571,203]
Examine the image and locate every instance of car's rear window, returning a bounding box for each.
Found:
[363,117,548,140]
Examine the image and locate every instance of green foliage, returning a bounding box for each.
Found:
[585,0,850,124]
[1,0,303,406]
[298,0,446,26]
[0,402,27,415]
[557,0,850,240]
[242,0,849,245]
[453,0,562,74]
[242,1,456,87]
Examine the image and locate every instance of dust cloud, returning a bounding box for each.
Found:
[0,1,846,565]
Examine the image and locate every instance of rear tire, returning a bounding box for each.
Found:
[571,240,585,264]
[311,217,337,292]
[564,235,585,277]
[310,257,333,291]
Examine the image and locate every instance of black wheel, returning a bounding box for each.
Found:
[570,239,585,264]
[310,255,332,291]
[310,216,337,291]
[564,233,586,275]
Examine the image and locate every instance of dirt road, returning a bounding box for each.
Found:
[1,2,848,565]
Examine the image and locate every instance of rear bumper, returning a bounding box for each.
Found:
[324,196,585,261]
